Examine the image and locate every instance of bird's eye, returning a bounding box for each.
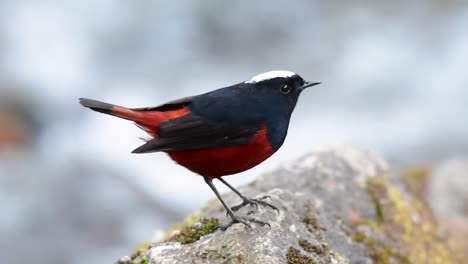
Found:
[280,84,291,94]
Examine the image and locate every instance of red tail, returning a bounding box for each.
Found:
[79,98,190,136]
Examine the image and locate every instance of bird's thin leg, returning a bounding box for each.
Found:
[205,177,236,219]
[204,177,270,231]
[217,177,279,213]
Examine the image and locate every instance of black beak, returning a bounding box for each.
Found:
[300,81,321,91]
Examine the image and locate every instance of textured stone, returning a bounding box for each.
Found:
[127,145,461,264]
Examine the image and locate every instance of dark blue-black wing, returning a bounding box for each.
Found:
[131,112,261,153]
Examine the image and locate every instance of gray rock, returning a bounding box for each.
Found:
[129,145,460,264]
[116,256,132,264]
[428,157,468,220]
[428,157,468,260]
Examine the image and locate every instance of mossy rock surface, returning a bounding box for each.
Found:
[117,146,462,264]
[173,218,220,244]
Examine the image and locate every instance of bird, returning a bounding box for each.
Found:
[79,70,320,230]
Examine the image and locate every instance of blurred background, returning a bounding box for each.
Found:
[1,1,467,263]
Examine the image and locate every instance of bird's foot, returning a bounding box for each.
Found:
[231,196,279,213]
[215,216,270,231]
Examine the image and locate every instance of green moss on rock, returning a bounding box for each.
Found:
[401,167,431,204]
[298,239,326,256]
[365,179,385,223]
[129,241,151,261]
[349,176,462,264]
[401,167,430,182]
[350,228,410,264]
[351,230,366,243]
[174,218,220,244]
[303,216,319,232]
[286,247,318,264]
[199,248,246,263]
[165,198,218,239]
[328,248,348,264]
[131,258,149,264]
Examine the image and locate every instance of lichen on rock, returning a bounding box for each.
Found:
[173,218,220,244]
[117,145,463,264]
[347,175,461,263]
[286,247,317,264]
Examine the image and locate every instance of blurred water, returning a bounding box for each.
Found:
[1,1,467,264]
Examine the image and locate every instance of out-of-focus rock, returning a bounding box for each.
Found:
[127,145,461,264]
[428,158,468,259]
[428,158,468,219]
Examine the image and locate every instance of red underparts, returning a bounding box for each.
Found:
[168,124,274,178]
[113,105,275,178]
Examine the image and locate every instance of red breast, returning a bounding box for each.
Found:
[167,124,274,178]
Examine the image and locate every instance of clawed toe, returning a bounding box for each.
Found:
[251,199,279,213]
[215,216,270,231]
[231,199,256,211]
[206,178,275,232]
[231,197,279,214]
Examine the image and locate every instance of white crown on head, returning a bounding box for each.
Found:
[245,70,297,84]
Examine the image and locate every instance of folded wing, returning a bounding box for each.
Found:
[132,113,261,153]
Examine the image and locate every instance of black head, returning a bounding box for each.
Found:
[244,70,320,114]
